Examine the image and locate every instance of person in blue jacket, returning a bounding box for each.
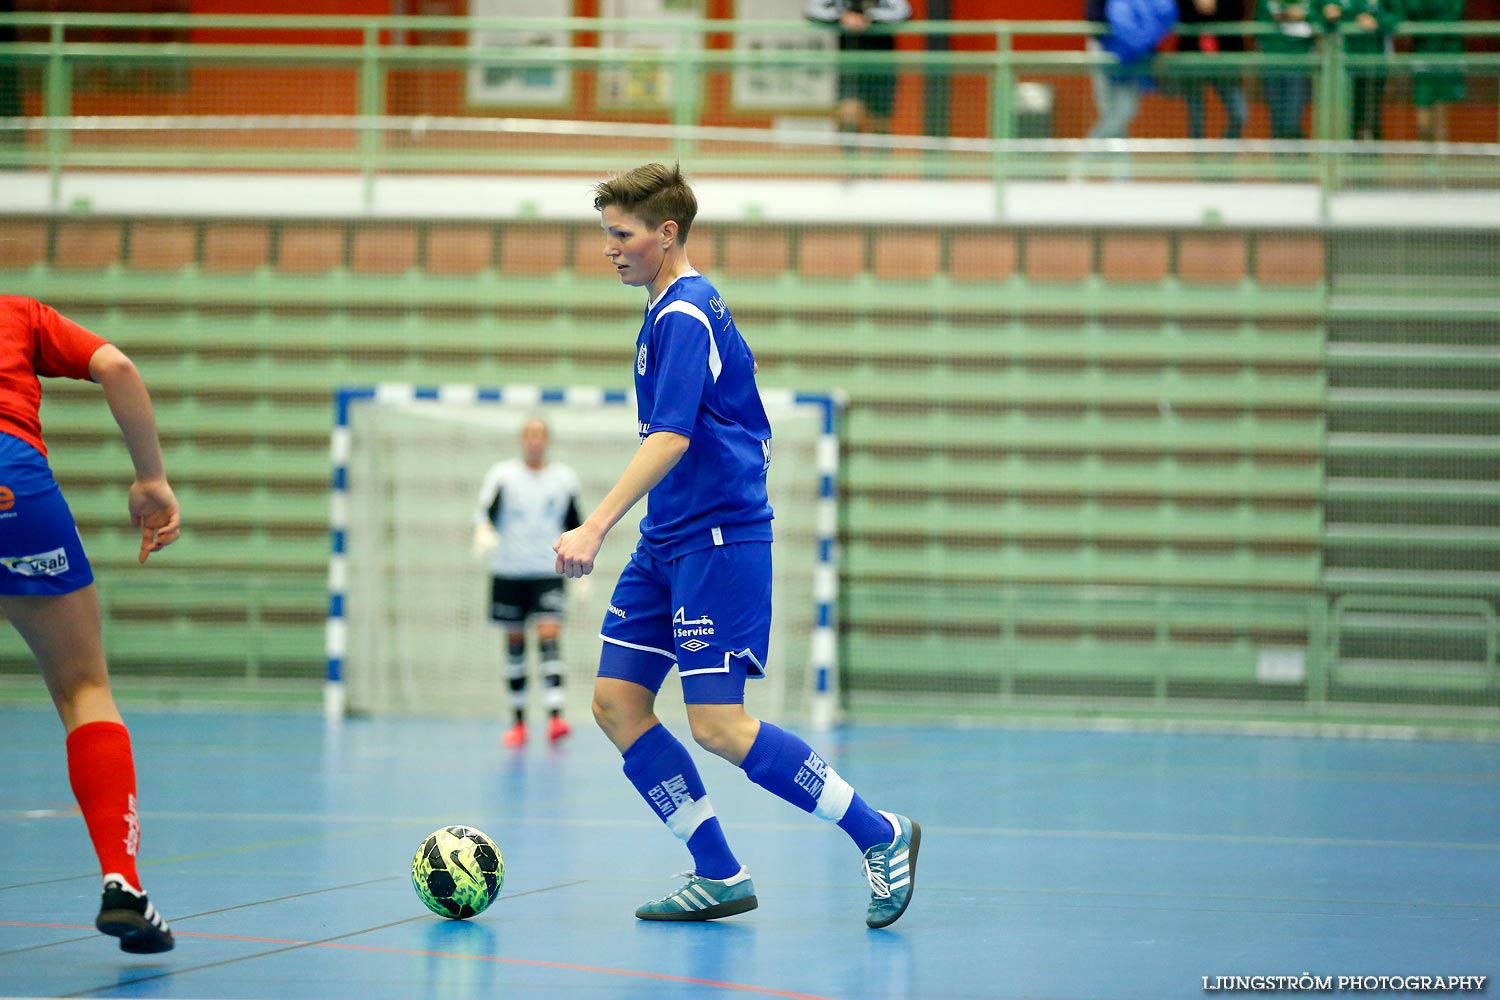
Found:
[1087,0,1180,139]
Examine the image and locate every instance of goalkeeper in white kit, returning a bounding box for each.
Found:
[474,415,583,746]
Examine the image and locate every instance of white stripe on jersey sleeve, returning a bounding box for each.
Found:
[654,300,721,383]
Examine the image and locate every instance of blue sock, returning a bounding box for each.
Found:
[739,721,895,853]
[621,723,741,880]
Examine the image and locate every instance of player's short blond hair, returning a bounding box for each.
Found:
[592,162,697,243]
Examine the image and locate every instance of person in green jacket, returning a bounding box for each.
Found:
[1255,0,1319,138]
[1321,0,1400,139]
[1400,0,1465,141]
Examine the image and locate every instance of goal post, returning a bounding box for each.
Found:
[325,384,843,729]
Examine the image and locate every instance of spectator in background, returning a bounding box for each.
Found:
[1255,0,1318,138]
[1086,0,1180,140]
[1176,0,1250,139]
[1402,0,1465,142]
[0,0,19,160]
[806,1,913,141]
[1323,0,1398,140]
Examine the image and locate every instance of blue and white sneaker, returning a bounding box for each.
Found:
[635,867,758,921]
[863,812,920,928]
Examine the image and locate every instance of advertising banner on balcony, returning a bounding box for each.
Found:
[731,0,836,111]
[598,0,705,110]
[468,0,572,107]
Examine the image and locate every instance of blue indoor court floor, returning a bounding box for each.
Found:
[1,706,1497,1000]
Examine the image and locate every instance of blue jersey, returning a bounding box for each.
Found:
[634,271,773,560]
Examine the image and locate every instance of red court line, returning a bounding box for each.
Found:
[2,922,837,1000]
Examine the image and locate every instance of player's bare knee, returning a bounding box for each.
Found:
[687,715,752,762]
[689,723,732,759]
[590,693,613,732]
[591,690,642,737]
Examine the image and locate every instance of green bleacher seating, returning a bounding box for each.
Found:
[3,214,1341,709]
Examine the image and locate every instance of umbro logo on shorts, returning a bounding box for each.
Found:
[0,547,69,578]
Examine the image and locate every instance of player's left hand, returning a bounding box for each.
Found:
[554,524,604,579]
[130,477,180,564]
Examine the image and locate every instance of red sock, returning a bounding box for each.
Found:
[65,720,142,890]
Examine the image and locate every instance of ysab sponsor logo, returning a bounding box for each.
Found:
[1,547,69,578]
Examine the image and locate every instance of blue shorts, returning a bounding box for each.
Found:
[598,541,771,705]
[0,434,94,597]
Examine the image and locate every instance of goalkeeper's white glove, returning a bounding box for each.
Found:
[471,522,500,561]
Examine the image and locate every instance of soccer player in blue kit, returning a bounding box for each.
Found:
[553,163,919,927]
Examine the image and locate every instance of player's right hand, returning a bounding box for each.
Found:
[553,524,603,579]
[129,477,180,564]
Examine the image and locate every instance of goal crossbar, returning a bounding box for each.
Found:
[324,383,843,727]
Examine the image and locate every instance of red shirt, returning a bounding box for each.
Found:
[0,296,109,458]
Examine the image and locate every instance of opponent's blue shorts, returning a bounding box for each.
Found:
[0,434,94,597]
[598,540,771,705]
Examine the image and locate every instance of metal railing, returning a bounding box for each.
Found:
[1,13,1498,213]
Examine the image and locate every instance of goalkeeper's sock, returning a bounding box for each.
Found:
[622,723,740,880]
[539,636,566,713]
[506,633,527,715]
[740,721,896,853]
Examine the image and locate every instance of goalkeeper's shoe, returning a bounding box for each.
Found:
[96,875,175,953]
[635,868,758,921]
[502,722,527,748]
[863,812,921,929]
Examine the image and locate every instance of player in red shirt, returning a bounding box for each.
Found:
[0,296,180,953]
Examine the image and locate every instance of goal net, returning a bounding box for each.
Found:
[327,384,840,727]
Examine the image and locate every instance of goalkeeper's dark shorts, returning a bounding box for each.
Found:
[489,576,565,625]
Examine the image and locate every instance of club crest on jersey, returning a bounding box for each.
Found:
[0,546,69,578]
[637,343,648,376]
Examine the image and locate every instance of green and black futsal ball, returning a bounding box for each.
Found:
[411,825,504,919]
